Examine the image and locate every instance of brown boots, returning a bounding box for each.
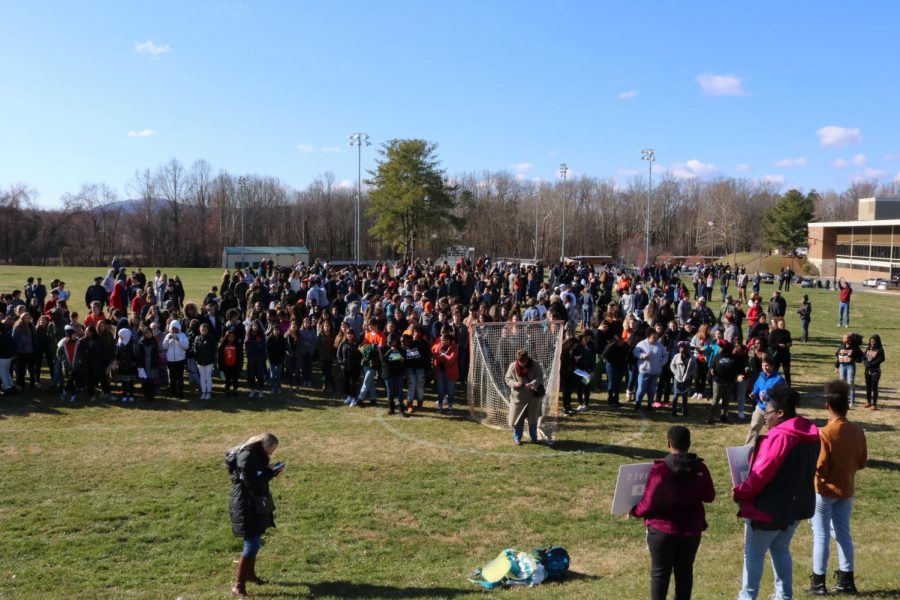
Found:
[232,556,267,597]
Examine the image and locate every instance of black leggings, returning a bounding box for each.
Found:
[865,370,881,406]
[167,360,185,398]
[774,353,791,387]
[647,526,701,600]
[15,352,37,388]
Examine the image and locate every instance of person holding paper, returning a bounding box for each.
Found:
[807,380,868,595]
[228,432,284,598]
[631,426,715,600]
[733,385,819,600]
[505,349,544,445]
[744,356,784,446]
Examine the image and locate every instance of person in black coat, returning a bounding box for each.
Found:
[84,277,109,311]
[228,432,284,597]
[193,323,218,400]
[135,327,160,401]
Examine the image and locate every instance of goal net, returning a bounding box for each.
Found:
[467,320,563,441]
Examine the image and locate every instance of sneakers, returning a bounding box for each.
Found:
[575,404,587,413]
[738,411,746,420]
[343,396,352,405]
[349,398,358,407]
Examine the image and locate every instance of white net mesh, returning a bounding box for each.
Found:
[467,320,563,441]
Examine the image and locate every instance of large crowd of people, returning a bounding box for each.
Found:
[1,255,885,598]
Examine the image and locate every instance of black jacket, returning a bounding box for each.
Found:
[266,334,288,366]
[229,444,276,538]
[193,334,218,366]
[84,284,109,309]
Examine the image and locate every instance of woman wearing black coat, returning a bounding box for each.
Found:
[228,432,284,597]
[135,327,161,401]
[863,334,885,410]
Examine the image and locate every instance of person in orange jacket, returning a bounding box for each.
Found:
[431,330,459,413]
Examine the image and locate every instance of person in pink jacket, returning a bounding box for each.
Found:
[732,384,820,600]
[631,425,716,600]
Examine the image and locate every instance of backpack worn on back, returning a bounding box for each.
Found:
[225,445,243,475]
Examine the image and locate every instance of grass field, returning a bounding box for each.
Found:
[1,266,898,599]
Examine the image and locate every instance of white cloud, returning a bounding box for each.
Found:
[617,168,640,178]
[774,157,807,168]
[895,171,900,182]
[696,73,745,96]
[817,125,862,147]
[127,128,156,138]
[321,146,341,153]
[336,180,354,190]
[884,153,900,161]
[735,163,752,173]
[133,40,171,57]
[762,174,785,185]
[295,144,315,152]
[509,162,533,174]
[863,168,887,178]
[670,159,718,180]
[833,154,866,168]
[618,89,639,100]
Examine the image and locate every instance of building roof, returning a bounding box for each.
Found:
[223,246,309,253]
[809,219,900,228]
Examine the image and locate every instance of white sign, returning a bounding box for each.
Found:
[726,444,754,486]
[610,463,654,515]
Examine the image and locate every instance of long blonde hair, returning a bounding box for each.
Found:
[243,432,279,453]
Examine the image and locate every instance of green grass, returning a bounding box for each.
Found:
[1,268,898,599]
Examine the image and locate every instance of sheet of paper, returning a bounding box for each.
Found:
[726,444,754,486]
[610,462,654,515]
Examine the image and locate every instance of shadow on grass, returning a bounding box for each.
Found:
[855,590,900,598]
[551,440,666,460]
[866,459,900,471]
[304,580,472,598]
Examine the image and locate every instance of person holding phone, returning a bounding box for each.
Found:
[228,432,284,598]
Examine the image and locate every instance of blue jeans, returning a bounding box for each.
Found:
[406,368,425,402]
[268,363,283,392]
[811,494,854,574]
[513,413,538,442]
[0,357,13,389]
[385,375,403,401]
[436,371,455,407]
[581,308,592,329]
[627,363,639,393]
[739,520,797,600]
[242,535,262,558]
[838,302,850,326]
[359,366,378,400]
[635,372,658,407]
[838,364,856,405]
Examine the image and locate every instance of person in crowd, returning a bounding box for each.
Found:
[862,334,885,411]
[244,320,268,399]
[690,324,713,400]
[745,356,785,446]
[12,312,37,390]
[404,326,430,413]
[634,328,668,410]
[380,332,406,415]
[796,294,812,344]
[218,327,244,397]
[504,349,544,445]
[266,324,287,395]
[298,317,316,387]
[227,432,284,598]
[136,325,160,402]
[767,317,793,387]
[162,321,189,399]
[84,276,109,311]
[836,278,852,328]
[56,325,79,401]
[316,319,337,393]
[834,332,863,407]
[733,384,820,600]
[75,325,106,401]
[432,331,459,413]
[574,330,597,412]
[193,322,217,400]
[34,315,56,387]
[808,379,868,596]
[670,341,697,417]
[115,328,138,402]
[560,335,580,416]
[708,340,744,424]
[631,426,716,600]
[337,328,362,406]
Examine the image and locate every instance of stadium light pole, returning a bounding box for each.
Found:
[641,148,655,267]
[348,133,371,265]
[558,163,568,262]
[533,187,539,261]
[237,175,249,267]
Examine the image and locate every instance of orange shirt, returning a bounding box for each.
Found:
[84,312,105,329]
[364,329,386,347]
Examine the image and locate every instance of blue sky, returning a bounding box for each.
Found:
[2,1,900,206]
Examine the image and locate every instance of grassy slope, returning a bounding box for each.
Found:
[0,268,898,599]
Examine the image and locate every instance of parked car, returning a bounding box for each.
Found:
[759,272,775,284]
[863,277,879,287]
[876,279,889,291]
[799,278,815,288]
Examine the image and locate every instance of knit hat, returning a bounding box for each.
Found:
[117,328,132,345]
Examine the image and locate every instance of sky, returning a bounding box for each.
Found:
[2,0,900,207]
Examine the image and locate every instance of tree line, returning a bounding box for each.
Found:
[0,143,893,267]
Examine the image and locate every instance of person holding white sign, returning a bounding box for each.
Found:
[733,385,819,600]
[631,426,716,600]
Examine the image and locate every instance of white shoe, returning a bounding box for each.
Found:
[349,398,358,407]
[576,404,587,413]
